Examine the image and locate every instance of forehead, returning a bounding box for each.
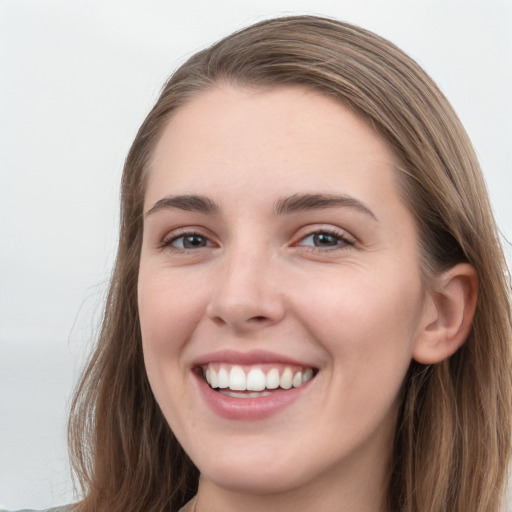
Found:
[146,85,401,214]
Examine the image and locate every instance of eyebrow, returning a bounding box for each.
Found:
[145,192,377,221]
[273,193,377,220]
[145,194,219,216]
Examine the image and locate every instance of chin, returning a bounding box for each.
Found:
[199,460,309,496]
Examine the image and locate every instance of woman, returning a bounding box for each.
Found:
[64,15,511,512]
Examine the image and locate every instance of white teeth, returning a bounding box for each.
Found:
[203,364,315,393]
[247,368,266,391]
[210,368,219,388]
[248,391,271,398]
[302,368,313,383]
[280,367,293,389]
[229,365,246,391]
[221,390,272,398]
[218,367,229,388]
[266,368,280,389]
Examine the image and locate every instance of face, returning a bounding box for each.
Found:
[138,86,431,500]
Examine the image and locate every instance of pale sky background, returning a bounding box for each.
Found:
[1,0,511,509]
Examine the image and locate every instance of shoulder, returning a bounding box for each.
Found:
[0,506,73,512]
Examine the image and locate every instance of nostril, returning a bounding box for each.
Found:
[250,316,267,322]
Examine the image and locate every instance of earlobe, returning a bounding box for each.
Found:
[413,263,478,365]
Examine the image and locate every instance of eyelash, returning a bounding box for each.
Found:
[160,231,213,253]
[295,228,354,251]
[160,227,354,254]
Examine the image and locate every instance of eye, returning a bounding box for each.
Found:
[163,232,213,251]
[297,230,353,249]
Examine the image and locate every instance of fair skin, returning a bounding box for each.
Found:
[138,85,476,512]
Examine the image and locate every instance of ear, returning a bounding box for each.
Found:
[413,263,478,364]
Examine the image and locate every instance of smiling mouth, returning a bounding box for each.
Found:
[200,363,317,398]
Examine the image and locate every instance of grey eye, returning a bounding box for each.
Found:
[173,234,209,249]
[300,232,343,247]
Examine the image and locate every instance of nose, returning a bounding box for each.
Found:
[206,244,285,331]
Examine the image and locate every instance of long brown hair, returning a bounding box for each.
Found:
[69,15,512,512]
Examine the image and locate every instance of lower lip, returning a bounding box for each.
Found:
[195,372,312,420]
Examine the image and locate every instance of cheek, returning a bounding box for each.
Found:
[138,267,206,357]
[297,266,424,383]
[137,268,210,420]
[137,268,209,424]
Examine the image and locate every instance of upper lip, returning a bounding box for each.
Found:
[193,349,315,368]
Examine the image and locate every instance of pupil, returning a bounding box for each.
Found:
[314,233,338,246]
[183,235,205,248]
